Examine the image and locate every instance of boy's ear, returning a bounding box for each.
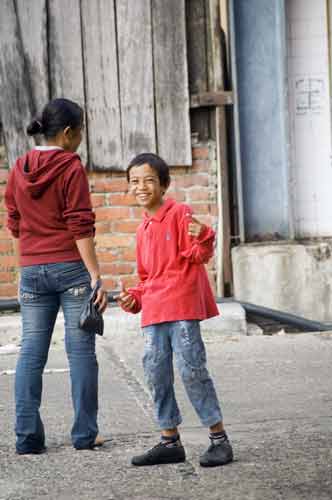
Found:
[63,126,71,138]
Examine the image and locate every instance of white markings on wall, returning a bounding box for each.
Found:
[287,0,332,237]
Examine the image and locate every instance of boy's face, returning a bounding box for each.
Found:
[128,163,166,214]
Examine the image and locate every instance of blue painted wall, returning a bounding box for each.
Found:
[232,0,290,239]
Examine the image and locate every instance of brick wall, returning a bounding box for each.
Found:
[0,142,219,299]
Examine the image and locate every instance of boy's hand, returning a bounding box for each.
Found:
[114,281,137,311]
[91,278,108,313]
[186,213,204,238]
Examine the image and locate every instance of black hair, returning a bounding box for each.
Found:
[26,98,83,138]
[127,153,170,188]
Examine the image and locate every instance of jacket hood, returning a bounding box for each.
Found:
[14,149,79,199]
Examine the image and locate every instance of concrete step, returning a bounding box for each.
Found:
[0,302,247,348]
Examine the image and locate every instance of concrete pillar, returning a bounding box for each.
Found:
[232,0,290,240]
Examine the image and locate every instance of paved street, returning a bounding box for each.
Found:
[0,311,332,500]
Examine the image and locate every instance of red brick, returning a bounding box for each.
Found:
[190,203,209,215]
[187,189,210,202]
[170,166,188,177]
[210,204,218,216]
[166,190,186,202]
[120,248,137,262]
[121,275,139,288]
[171,174,194,188]
[131,207,144,218]
[0,255,17,269]
[97,251,118,263]
[191,160,210,173]
[112,220,140,233]
[0,271,15,282]
[0,283,17,298]
[91,178,128,193]
[91,194,106,208]
[175,174,208,189]
[0,240,13,253]
[0,228,11,238]
[0,212,6,227]
[96,234,135,248]
[101,262,134,275]
[192,147,209,160]
[95,222,111,234]
[102,277,117,290]
[194,215,214,226]
[110,193,136,206]
[95,207,130,221]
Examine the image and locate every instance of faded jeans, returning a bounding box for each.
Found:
[15,261,98,452]
[142,320,223,430]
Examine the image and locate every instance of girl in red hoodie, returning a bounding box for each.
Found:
[117,153,233,467]
[5,98,107,454]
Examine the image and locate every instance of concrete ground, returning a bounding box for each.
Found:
[0,309,331,500]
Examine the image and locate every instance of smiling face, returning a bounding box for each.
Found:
[128,163,168,215]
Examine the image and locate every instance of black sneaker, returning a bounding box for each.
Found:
[199,437,233,467]
[16,446,47,456]
[131,440,186,466]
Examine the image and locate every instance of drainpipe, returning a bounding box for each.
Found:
[217,297,332,332]
[228,0,245,243]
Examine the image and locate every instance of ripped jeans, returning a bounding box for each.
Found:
[15,261,98,452]
[142,320,223,430]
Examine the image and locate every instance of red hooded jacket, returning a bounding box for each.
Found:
[5,147,95,266]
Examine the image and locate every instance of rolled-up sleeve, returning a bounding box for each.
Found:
[5,170,20,238]
[63,163,95,240]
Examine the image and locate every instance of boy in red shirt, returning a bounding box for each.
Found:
[117,153,233,467]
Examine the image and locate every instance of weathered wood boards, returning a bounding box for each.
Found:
[0,0,35,166]
[117,0,156,165]
[15,0,49,112]
[0,0,193,170]
[152,0,192,165]
[48,0,88,163]
[81,0,122,170]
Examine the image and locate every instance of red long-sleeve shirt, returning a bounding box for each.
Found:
[126,198,219,327]
[5,148,95,266]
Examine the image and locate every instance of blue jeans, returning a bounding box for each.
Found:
[142,320,223,430]
[15,261,98,452]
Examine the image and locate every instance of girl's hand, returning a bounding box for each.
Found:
[186,213,204,238]
[91,277,108,313]
[114,281,137,311]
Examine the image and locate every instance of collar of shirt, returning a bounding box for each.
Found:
[143,198,175,229]
[34,146,64,151]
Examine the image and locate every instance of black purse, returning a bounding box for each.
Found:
[79,281,104,336]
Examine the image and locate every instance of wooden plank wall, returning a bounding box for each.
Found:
[117,0,156,165]
[186,0,210,141]
[15,0,49,152]
[152,0,192,165]
[16,0,49,112]
[0,0,192,169]
[81,0,122,170]
[48,0,88,163]
[0,0,35,167]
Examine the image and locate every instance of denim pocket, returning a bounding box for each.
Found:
[57,261,86,276]
[20,290,38,303]
[56,261,90,291]
[20,267,39,300]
